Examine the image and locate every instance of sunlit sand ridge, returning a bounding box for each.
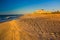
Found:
[0,20,20,40]
[0,11,60,40]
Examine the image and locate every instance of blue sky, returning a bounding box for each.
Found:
[0,0,60,14]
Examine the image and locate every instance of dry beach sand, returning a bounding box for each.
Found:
[0,13,60,40]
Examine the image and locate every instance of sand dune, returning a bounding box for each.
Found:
[0,14,60,40]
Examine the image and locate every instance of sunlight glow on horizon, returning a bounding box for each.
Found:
[0,0,60,14]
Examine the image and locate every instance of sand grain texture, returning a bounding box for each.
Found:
[0,14,60,40]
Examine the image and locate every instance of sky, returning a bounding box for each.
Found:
[0,0,60,15]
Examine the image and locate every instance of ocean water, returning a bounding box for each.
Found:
[0,15,23,23]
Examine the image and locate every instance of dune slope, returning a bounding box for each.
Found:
[0,14,60,40]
